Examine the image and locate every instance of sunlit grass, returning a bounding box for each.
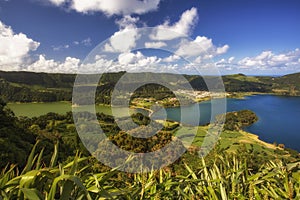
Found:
[0,141,299,199]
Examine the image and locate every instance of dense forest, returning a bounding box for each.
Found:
[216,110,258,131]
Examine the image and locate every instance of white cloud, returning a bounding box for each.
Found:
[47,0,161,16]
[24,52,163,74]
[175,36,229,61]
[51,37,91,53]
[215,49,300,74]
[52,44,69,51]
[228,56,235,63]
[237,49,300,69]
[81,37,92,46]
[115,15,139,29]
[77,51,164,73]
[216,45,230,55]
[176,37,211,57]
[150,7,198,40]
[27,55,58,72]
[104,16,140,53]
[144,41,167,48]
[104,28,140,53]
[72,38,92,46]
[118,51,161,66]
[48,0,66,6]
[215,57,236,71]
[163,55,180,63]
[26,55,80,73]
[0,21,40,70]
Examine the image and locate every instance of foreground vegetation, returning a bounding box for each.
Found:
[0,142,299,199]
[1,96,300,199]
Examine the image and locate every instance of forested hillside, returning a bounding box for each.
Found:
[1,71,300,103]
[0,99,35,168]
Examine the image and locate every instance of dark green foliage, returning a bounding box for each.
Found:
[184,75,208,90]
[0,78,71,102]
[217,110,259,131]
[131,84,176,100]
[2,71,300,104]
[131,113,151,126]
[0,71,75,88]
[24,112,91,163]
[223,76,272,92]
[0,98,35,169]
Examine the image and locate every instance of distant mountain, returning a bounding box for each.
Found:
[0,71,75,88]
[1,71,300,103]
[271,72,300,95]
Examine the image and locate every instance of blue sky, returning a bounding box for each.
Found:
[0,0,300,75]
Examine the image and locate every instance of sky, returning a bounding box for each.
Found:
[0,0,300,75]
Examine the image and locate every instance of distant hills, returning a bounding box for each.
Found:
[1,70,300,103]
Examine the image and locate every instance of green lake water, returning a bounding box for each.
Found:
[7,102,147,118]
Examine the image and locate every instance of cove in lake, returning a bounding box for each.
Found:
[152,95,300,152]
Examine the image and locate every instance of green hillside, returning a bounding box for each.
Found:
[2,71,300,104]
[0,71,75,88]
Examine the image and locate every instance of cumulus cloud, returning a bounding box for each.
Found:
[0,21,40,70]
[104,28,140,52]
[175,36,229,62]
[237,49,300,69]
[115,15,139,29]
[48,0,66,6]
[47,0,161,16]
[216,45,230,55]
[118,51,161,66]
[215,49,300,74]
[104,16,140,53]
[215,57,236,71]
[26,55,80,73]
[23,52,164,74]
[150,7,198,40]
[144,41,167,48]
[80,51,167,73]
[163,55,180,63]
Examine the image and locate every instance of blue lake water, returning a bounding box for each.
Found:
[152,95,300,152]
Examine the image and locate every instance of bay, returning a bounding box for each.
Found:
[153,95,300,152]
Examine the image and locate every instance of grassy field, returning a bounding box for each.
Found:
[174,125,294,160]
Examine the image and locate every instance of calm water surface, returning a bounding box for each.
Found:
[8,102,148,118]
[153,95,300,151]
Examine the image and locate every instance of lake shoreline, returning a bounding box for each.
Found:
[7,94,300,153]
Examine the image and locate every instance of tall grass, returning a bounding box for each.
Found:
[0,142,299,199]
